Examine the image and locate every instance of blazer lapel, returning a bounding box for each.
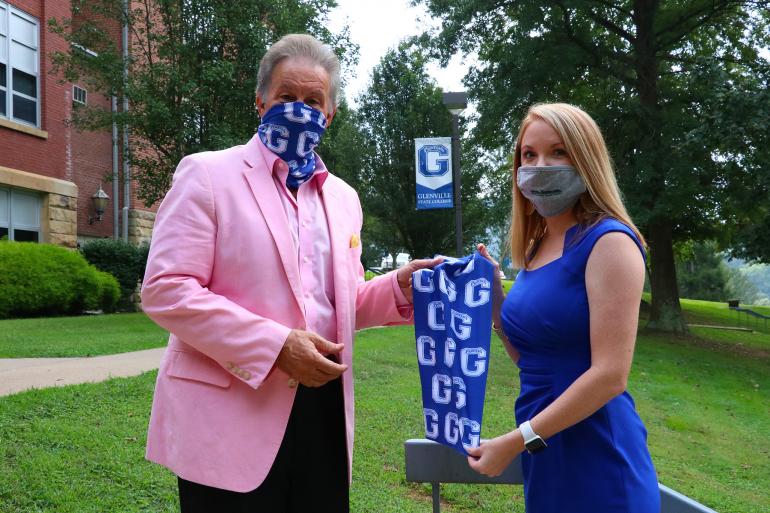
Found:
[241,138,305,317]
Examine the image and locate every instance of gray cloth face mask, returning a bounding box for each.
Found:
[517,165,587,217]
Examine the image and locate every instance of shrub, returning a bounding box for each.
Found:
[0,241,120,318]
[80,239,149,309]
[94,270,121,312]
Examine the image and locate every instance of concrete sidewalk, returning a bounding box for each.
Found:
[0,347,165,397]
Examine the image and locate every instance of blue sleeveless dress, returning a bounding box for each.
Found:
[500,218,659,513]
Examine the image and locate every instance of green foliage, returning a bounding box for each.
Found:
[0,242,120,318]
[417,0,770,330]
[676,240,731,302]
[356,44,493,260]
[732,263,770,305]
[49,0,357,206]
[80,239,148,309]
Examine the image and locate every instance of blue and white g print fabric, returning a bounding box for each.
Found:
[257,101,327,189]
[412,252,494,455]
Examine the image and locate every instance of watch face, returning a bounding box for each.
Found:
[526,437,547,454]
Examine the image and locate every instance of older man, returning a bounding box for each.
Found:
[141,34,438,512]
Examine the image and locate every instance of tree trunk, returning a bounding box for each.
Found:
[387,250,397,270]
[646,220,688,333]
[632,1,688,333]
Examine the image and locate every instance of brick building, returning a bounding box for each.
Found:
[0,0,156,248]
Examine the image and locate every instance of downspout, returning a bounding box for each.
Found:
[112,95,119,240]
[121,0,130,242]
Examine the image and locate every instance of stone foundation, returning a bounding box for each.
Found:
[128,209,156,246]
[46,194,78,248]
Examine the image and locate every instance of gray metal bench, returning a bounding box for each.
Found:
[405,439,718,513]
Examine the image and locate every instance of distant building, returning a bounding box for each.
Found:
[0,0,156,248]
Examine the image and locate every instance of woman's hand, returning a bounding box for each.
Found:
[466,430,524,477]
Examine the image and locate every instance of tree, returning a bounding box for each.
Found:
[418,1,770,332]
[356,45,493,261]
[50,0,356,205]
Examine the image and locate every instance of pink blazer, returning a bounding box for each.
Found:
[141,135,412,492]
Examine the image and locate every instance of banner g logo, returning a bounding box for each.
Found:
[418,144,450,177]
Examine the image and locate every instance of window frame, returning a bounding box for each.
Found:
[0,2,40,128]
[73,84,87,106]
[0,186,41,242]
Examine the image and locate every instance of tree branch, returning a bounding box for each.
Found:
[590,0,633,16]
[655,1,737,49]
[584,8,636,43]
[552,3,636,84]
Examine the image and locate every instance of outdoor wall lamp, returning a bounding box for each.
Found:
[89,185,110,224]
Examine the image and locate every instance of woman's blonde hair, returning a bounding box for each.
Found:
[509,103,645,268]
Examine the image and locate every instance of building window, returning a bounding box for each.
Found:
[0,3,40,127]
[0,187,41,242]
[73,85,87,106]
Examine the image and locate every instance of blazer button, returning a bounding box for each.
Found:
[287,378,298,389]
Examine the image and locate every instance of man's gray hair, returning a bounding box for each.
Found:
[257,34,341,107]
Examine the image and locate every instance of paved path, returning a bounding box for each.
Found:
[0,347,165,397]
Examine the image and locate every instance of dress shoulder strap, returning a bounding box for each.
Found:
[566,218,646,272]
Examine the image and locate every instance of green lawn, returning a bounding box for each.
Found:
[1,320,768,512]
[0,313,168,358]
[639,295,770,354]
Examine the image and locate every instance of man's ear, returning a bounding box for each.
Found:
[325,106,337,127]
[256,95,266,117]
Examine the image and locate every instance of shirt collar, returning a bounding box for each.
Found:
[255,136,329,191]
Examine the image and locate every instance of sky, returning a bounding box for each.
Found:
[327,0,472,106]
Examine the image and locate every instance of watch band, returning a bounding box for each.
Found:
[519,420,547,453]
[519,420,538,442]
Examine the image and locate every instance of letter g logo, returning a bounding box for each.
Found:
[418,144,450,177]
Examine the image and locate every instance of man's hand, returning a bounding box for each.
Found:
[276,329,347,387]
[396,256,445,303]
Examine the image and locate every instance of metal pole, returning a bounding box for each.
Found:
[432,482,441,513]
[451,114,462,256]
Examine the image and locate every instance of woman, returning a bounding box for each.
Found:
[468,103,659,512]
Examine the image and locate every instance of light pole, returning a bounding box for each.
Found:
[442,91,467,256]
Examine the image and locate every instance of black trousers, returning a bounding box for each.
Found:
[178,377,349,513]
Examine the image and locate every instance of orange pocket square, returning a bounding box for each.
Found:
[349,234,360,248]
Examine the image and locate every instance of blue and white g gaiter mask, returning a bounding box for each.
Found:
[412,252,494,455]
[258,101,328,189]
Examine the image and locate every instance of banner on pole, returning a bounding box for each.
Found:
[415,137,453,210]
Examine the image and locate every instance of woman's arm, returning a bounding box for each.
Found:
[468,232,645,476]
[478,244,520,364]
